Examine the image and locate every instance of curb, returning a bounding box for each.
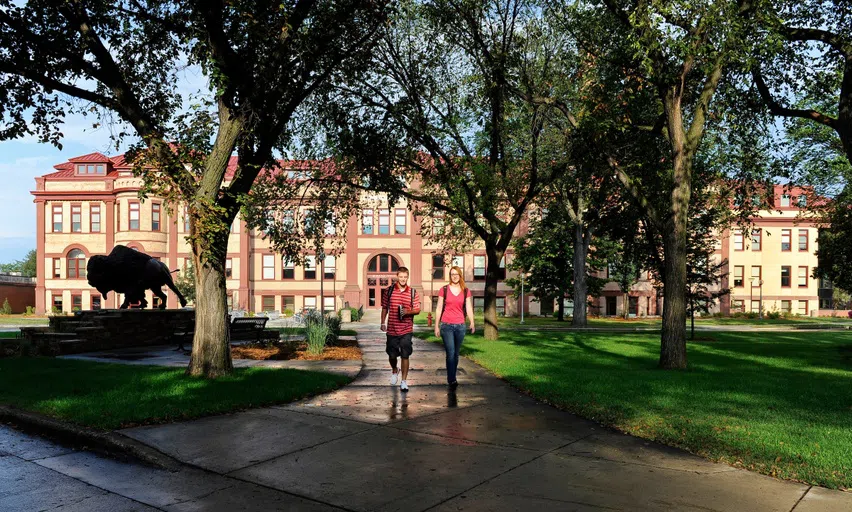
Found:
[0,405,181,471]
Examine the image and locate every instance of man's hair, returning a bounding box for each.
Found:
[397,266,410,275]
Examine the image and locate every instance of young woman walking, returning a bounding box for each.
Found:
[433,266,475,389]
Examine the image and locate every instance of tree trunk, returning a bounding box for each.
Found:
[186,246,233,378]
[660,222,688,369]
[623,292,629,319]
[572,223,589,327]
[557,292,565,321]
[483,245,504,340]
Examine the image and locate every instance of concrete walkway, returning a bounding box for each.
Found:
[74,323,846,511]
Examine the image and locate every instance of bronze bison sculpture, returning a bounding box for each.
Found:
[87,245,187,309]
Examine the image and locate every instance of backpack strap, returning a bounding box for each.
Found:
[385,285,395,308]
[410,286,414,308]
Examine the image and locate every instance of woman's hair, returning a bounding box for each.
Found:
[447,265,466,292]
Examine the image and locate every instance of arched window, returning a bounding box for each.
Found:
[67,249,86,279]
[367,254,399,273]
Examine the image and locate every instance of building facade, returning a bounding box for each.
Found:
[32,152,828,317]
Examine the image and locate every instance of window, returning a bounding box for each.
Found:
[183,212,190,232]
[394,208,406,235]
[473,297,485,312]
[152,203,161,231]
[496,297,506,316]
[798,266,808,287]
[324,255,335,279]
[750,266,761,286]
[731,299,744,313]
[733,230,743,251]
[128,202,140,230]
[498,256,506,280]
[304,255,316,279]
[227,292,233,310]
[798,300,808,316]
[278,257,293,279]
[781,300,791,313]
[324,296,335,312]
[798,229,808,251]
[797,195,807,207]
[751,229,761,251]
[52,204,63,232]
[262,254,275,280]
[751,300,761,313]
[71,204,82,232]
[781,266,791,287]
[75,164,105,175]
[324,215,336,236]
[368,254,398,273]
[432,255,445,280]
[225,258,233,278]
[52,294,63,312]
[90,204,101,233]
[91,295,101,311]
[262,296,275,312]
[378,209,390,235]
[451,255,464,270]
[781,229,791,251]
[282,210,295,233]
[780,194,791,207]
[433,213,444,235]
[67,249,86,279]
[282,295,295,313]
[819,277,833,289]
[733,266,744,287]
[53,258,61,278]
[70,294,82,311]
[362,209,374,235]
[304,296,317,310]
[152,296,162,309]
[474,255,486,280]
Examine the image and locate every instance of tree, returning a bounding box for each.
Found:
[0,1,388,377]
[553,0,753,368]
[506,209,574,321]
[174,261,196,305]
[316,0,567,339]
[0,249,36,277]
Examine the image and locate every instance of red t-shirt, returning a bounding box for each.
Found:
[441,286,471,324]
[381,285,421,336]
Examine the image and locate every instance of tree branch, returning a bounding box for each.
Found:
[752,66,838,129]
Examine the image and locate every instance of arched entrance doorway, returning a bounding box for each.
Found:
[365,254,400,309]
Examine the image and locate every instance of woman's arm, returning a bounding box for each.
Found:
[434,295,444,336]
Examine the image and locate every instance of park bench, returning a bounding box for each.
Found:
[230,316,279,343]
[171,315,196,354]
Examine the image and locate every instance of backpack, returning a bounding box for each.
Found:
[385,285,415,311]
[440,285,469,321]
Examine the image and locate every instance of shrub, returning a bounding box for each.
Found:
[346,306,361,322]
[767,311,781,320]
[24,306,35,316]
[281,308,294,317]
[306,319,330,355]
[325,315,342,344]
[0,298,11,315]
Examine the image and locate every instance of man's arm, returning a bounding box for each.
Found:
[380,308,388,331]
[405,290,421,316]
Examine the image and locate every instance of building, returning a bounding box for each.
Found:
[31,152,522,316]
[32,153,828,317]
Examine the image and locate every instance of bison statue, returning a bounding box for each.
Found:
[87,245,188,309]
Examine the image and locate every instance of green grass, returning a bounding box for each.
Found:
[0,358,351,430]
[423,329,852,489]
[0,331,19,338]
[0,315,49,326]
[415,312,852,329]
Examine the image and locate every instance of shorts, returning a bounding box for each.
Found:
[386,333,414,359]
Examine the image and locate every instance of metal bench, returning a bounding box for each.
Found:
[230,316,278,342]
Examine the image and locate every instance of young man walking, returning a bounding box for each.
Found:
[381,266,421,391]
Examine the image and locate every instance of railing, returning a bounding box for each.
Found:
[0,273,36,284]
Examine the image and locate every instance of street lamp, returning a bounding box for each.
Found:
[750,277,765,319]
[520,271,525,324]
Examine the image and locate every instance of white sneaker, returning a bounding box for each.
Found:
[400,380,409,392]
[390,370,400,386]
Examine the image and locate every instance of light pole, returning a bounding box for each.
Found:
[520,271,525,324]
[759,279,764,319]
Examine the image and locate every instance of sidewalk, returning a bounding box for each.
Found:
[33,323,851,511]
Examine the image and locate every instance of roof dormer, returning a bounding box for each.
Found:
[69,152,112,176]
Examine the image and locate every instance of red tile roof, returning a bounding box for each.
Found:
[68,152,112,163]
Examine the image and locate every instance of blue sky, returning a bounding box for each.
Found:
[0,64,207,264]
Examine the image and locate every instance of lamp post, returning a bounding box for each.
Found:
[759,279,764,319]
[520,271,525,324]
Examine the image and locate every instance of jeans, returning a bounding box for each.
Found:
[440,322,466,384]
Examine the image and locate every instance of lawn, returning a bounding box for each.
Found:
[422,329,852,489]
[0,331,19,338]
[0,358,351,430]
[414,312,852,329]
[0,315,49,326]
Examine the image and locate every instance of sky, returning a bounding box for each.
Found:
[0,65,207,264]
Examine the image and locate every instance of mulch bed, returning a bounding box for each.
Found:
[231,338,361,361]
